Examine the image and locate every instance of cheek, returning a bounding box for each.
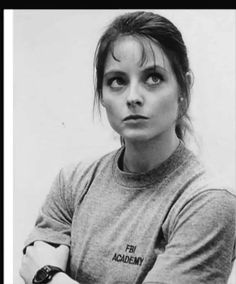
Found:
[102,97,121,128]
[154,94,178,122]
[103,101,122,134]
[102,91,121,117]
[103,99,116,116]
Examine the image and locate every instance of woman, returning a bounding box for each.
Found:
[20,11,236,284]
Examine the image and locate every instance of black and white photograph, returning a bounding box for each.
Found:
[7,9,236,284]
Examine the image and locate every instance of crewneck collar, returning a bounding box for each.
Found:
[112,140,192,188]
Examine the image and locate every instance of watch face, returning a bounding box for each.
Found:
[35,269,48,281]
[33,265,62,284]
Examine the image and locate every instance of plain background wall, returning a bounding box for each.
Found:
[13,10,236,284]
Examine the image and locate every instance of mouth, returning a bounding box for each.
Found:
[123,115,149,121]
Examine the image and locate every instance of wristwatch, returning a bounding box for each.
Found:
[32,265,64,283]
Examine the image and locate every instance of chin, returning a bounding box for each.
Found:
[121,127,172,144]
[122,130,155,143]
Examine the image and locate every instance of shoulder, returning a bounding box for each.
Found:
[47,148,122,214]
[59,147,121,184]
[173,160,236,221]
[164,188,236,261]
[173,143,236,198]
[167,186,236,241]
[57,147,121,199]
[165,146,236,237]
[183,188,236,222]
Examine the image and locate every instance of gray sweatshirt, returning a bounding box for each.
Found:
[24,142,236,284]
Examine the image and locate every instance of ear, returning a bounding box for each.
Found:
[186,71,194,89]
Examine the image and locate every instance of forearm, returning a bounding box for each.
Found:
[51,272,78,284]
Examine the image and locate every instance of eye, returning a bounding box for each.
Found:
[107,77,126,89]
[146,73,163,86]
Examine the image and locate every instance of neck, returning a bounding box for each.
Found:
[123,131,180,173]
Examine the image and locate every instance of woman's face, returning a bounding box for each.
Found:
[102,36,180,143]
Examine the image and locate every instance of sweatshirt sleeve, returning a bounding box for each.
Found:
[23,165,78,253]
[143,189,236,284]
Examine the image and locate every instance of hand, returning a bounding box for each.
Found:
[19,241,69,284]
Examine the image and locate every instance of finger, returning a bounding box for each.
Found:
[20,254,26,264]
[34,241,48,247]
[56,245,69,254]
[25,245,33,256]
[19,255,27,279]
[19,265,25,280]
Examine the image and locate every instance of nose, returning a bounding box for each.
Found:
[126,83,144,108]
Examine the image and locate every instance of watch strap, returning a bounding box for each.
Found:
[32,265,64,284]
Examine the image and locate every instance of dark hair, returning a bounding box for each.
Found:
[93,11,193,141]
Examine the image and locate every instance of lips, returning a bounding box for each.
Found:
[123,115,148,121]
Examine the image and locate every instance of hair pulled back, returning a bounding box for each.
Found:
[93,11,193,141]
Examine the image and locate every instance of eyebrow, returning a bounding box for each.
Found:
[104,65,167,78]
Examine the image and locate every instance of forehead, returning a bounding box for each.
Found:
[104,35,172,72]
